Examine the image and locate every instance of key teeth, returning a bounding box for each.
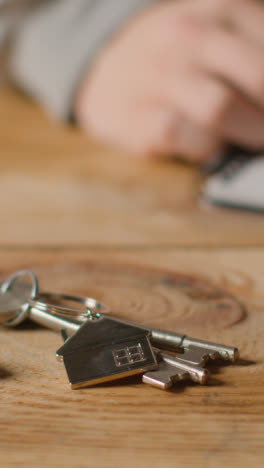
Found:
[225,347,239,362]
[179,348,221,367]
[210,351,221,360]
[217,348,239,362]
[201,349,239,364]
[182,346,239,366]
[188,367,209,385]
[199,368,210,385]
[142,374,171,390]
[142,371,190,390]
[198,354,213,367]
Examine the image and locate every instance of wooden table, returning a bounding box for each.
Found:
[0,86,263,468]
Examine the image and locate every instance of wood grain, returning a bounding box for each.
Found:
[0,248,263,468]
[0,85,264,247]
[0,86,263,468]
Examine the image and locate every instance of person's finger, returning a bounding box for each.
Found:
[130,106,223,160]
[166,9,264,107]
[208,0,264,47]
[163,69,264,152]
[197,25,264,108]
[220,96,264,149]
[172,116,223,161]
[162,69,237,135]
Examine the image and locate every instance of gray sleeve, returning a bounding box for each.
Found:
[8,0,159,119]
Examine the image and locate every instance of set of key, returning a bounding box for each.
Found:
[0,270,239,391]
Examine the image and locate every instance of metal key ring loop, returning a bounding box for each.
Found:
[29,292,110,321]
[1,270,39,327]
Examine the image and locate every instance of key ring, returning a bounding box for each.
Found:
[29,292,110,321]
[1,270,39,326]
[0,269,110,326]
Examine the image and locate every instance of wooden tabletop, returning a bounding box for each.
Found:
[0,86,263,468]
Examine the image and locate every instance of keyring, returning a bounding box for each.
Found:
[1,270,39,326]
[29,292,110,321]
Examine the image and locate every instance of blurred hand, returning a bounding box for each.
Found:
[75,0,264,161]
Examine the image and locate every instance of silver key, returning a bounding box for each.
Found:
[143,352,189,390]
[143,348,209,390]
[108,319,239,364]
[149,329,239,363]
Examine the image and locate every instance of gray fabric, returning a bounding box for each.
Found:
[1,0,158,118]
[0,1,42,44]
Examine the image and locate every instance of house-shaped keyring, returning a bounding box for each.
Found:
[56,315,158,389]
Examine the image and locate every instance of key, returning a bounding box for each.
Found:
[143,351,190,390]
[149,329,239,364]
[168,344,221,368]
[143,348,209,390]
[107,319,239,364]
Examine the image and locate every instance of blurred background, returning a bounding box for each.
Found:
[1,0,264,248]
